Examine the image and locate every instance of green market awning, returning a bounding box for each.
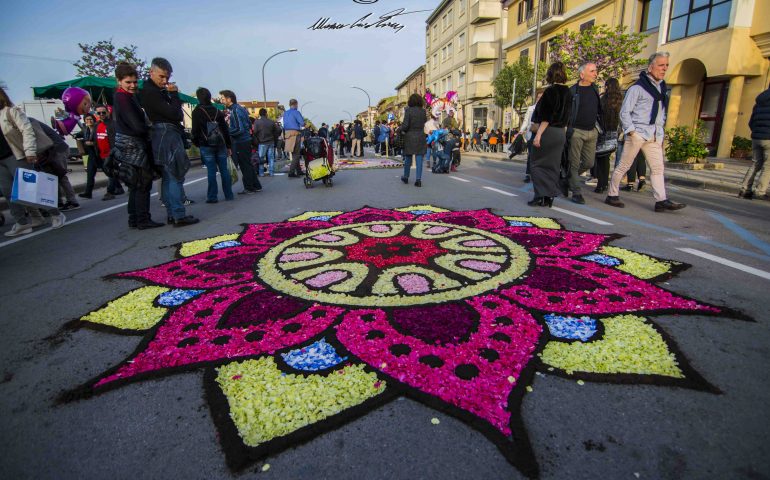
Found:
[32,76,200,106]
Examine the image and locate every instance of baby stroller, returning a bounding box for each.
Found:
[430,129,461,174]
[301,136,335,188]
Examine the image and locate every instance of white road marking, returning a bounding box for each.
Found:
[483,186,518,197]
[551,206,614,226]
[677,247,770,280]
[450,176,471,183]
[0,177,207,249]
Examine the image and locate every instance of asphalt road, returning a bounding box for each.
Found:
[1,151,769,479]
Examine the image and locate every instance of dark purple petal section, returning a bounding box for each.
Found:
[390,302,479,345]
[221,290,309,328]
[201,253,261,273]
[502,233,561,248]
[523,266,600,292]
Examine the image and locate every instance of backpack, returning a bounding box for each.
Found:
[201,107,224,146]
[305,137,327,158]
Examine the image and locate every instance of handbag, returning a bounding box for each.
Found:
[227,156,239,184]
[5,108,54,155]
[595,133,618,156]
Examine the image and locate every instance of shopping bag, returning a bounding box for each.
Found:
[307,158,331,181]
[10,168,58,208]
[227,156,239,184]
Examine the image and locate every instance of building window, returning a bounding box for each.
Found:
[520,48,529,60]
[447,42,453,59]
[441,46,447,61]
[459,0,465,14]
[640,0,662,31]
[668,0,732,41]
[442,14,448,30]
[580,20,595,31]
[448,9,453,28]
[458,69,466,86]
[458,32,466,50]
[433,54,438,69]
[518,2,525,24]
[432,24,438,42]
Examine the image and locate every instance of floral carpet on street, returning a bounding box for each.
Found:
[61,206,748,478]
[334,158,403,169]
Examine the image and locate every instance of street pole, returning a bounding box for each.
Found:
[532,0,544,101]
[342,110,353,122]
[350,86,371,129]
[511,77,517,133]
[262,48,298,109]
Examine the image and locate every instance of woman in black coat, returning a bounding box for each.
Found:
[397,93,428,187]
[529,62,572,207]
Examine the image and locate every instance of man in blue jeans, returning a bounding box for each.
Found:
[141,57,199,226]
[252,108,281,176]
[220,90,261,193]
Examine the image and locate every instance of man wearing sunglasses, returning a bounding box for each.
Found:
[91,105,124,200]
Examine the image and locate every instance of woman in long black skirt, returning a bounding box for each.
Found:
[529,62,572,207]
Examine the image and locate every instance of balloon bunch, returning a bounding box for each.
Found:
[54,87,92,136]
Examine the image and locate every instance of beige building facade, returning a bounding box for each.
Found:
[395,66,427,112]
[426,0,506,132]
[501,0,770,157]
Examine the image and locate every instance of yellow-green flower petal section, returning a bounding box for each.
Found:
[178,234,240,257]
[502,216,562,229]
[540,315,684,378]
[395,205,450,213]
[216,358,386,447]
[287,211,343,222]
[600,246,678,279]
[80,286,169,331]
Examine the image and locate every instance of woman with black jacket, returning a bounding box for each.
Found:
[529,62,573,207]
[192,88,233,203]
[397,94,428,187]
[112,63,163,229]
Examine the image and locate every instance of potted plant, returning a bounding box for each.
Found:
[731,136,752,159]
[665,122,709,163]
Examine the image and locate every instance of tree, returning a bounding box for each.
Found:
[550,25,648,83]
[73,40,148,78]
[492,57,547,111]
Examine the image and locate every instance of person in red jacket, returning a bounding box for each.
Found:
[94,105,125,200]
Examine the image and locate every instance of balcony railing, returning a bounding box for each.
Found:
[526,0,565,30]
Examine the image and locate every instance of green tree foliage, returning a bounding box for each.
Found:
[492,57,547,110]
[550,25,648,83]
[73,39,148,78]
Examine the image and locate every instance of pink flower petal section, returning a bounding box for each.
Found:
[239,220,333,247]
[419,209,508,230]
[463,239,498,247]
[312,234,343,242]
[93,283,343,389]
[330,207,416,225]
[336,295,542,436]
[306,271,349,288]
[459,260,502,272]
[397,274,431,294]
[280,252,321,262]
[370,224,391,233]
[116,245,265,289]
[501,257,722,315]
[492,226,610,257]
[424,226,450,235]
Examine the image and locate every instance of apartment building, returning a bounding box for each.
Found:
[239,100,282,120]
[425,0,506,131]
[395,66,427,112]
[502,0,770,157]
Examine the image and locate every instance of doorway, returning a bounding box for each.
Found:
[698,79,728,156]
[472,107,488,131]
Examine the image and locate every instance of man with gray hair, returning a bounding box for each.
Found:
[282,98,304,177]
[564,62,601,204]
[606,52,685,212]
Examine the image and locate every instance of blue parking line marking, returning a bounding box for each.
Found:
[706,210,770,256]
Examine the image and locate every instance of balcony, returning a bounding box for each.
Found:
[466,81,493,99]
[470,1,500,24]
[526,0,565,32]
[469,41,499,63]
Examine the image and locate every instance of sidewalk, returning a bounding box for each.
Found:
[462,148,754,196]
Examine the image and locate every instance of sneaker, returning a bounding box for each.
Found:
[654,199,686,212]
[51,213,66,229]
[571,194,586,205]
[4,223,33,237]
[60,202,81,211]
[605,196,625,208]
[584,177,598,186]
[102,193,115,201]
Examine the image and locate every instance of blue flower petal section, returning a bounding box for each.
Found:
[281,338,348,372]
[582,254,621,267]
[508,220,534,227]
[309,215,333,221]
[212,240,242,249]
[158,289,206,307]
[544,314,598,342]
[408,210,434,216]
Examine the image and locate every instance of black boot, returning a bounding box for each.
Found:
[527,197,543,207]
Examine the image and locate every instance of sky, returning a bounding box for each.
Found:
[0,0,437,124]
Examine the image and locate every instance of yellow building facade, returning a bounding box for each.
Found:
[501,0,770,157]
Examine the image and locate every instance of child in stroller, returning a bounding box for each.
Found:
[301,135,335,188]
[428,129,461,174]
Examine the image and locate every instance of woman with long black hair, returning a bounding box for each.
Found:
[529,62,572,207]
[594,77,623,193]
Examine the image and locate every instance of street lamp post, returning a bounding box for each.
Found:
[301,101,314,111]
[262,48,298,108]
[350,85,371,129]
[342,110,353,122]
